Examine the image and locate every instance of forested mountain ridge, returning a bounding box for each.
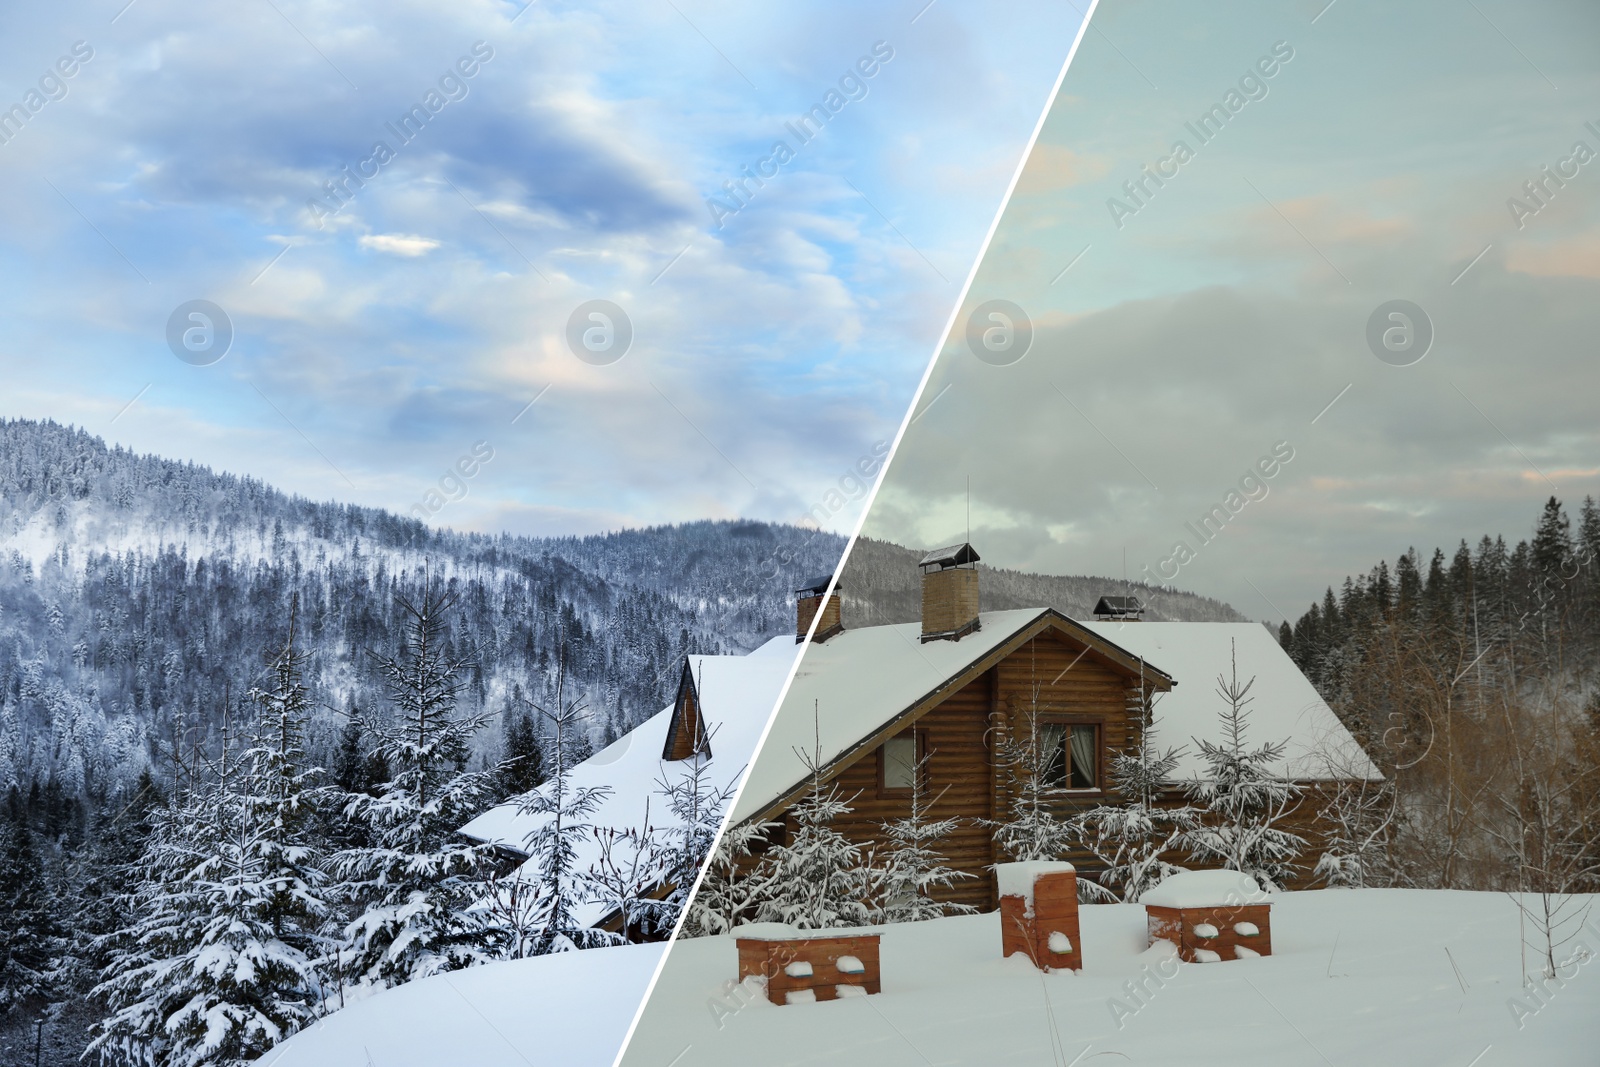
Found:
[0,418,846,798]
[837,536,1247,627]
[1280,495,1600,726]
[1275,495,1600,899]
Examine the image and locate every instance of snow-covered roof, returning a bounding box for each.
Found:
[1139,868,1268,908]
[261,941,662,1067]
[732,613,1377,825]
[734,608,1107,824]
[1076,621,1381,782]
[459,635,796,925]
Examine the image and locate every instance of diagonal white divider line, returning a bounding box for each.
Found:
[607,3,1107,1063]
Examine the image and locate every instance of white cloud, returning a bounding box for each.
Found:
[358,233,442,257]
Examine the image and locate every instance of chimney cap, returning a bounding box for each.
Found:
[919,542,981,571]
[795,574,840,598]
[1093,595,1144,619]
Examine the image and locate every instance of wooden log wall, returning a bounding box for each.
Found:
[823,630,1149,911]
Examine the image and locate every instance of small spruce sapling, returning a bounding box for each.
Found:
[1072,669,1200,903]
[1182,640,1306,891]
[753,705,873,929]
[875,746,976,922]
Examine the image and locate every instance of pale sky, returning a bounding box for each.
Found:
[864,0,1600,625]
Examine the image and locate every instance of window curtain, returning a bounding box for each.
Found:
[1040,722,1066,786]
[1069,725,1097,789]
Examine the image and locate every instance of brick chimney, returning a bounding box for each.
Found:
[795,575,844,643]
[919,543,981,642]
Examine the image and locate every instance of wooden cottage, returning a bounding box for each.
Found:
[731,543,1379,912]
[460,638,797,939]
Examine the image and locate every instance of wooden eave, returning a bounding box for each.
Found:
[659,659,707,761]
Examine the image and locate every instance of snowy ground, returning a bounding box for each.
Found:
[618,890,1600,1066]
[259,942,663,1067]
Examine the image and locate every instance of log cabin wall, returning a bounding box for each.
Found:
[815,629,1151,911]
[823,666,997,911]
[990,632,1152,892]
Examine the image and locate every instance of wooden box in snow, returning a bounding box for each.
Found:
[733,926,881,1005]
[996,861,1081,972]
[1140,870,1272,963]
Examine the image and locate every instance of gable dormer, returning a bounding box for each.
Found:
[661,658,710,761]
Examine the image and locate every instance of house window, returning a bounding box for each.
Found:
[1040,722,1099,790]
[878,729,926,796]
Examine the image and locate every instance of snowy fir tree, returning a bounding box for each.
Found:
[89,701,324,1067]
[681,819,774,938]
[1071,673,1201,903]
[984,682,1075,863]
[651,737,736,935]
[752,711,873,929]
[1182,640,1306,891]
[874,749,975,922]
[0,795,68,1018]
[240,598,332,986]
[333,582,501,989]
[505,661,621,955]
[495,703,544,797]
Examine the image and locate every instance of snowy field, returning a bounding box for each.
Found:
[259,942,663,1067]
[621,890,1600,1066]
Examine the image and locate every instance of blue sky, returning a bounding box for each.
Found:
[0,0,1085,537]
[866,0,1600,621]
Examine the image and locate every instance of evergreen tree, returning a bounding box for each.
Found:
[90,704,323,1067]
[874,748,975,922]
[984,682,1075,863]
[331,716,371,796]
[681,819,773,938]
[651,746,736,935]
[1531,496,1573,578]
[0,801,66,1018]
[495,707,543,798]
[1072,676,1201,903]
[505,663,621,955]
[333,582,500,989]
[1182,640,1306,891]
[75,771,165,992]
[239,599,331,1000]
[752,713,872,929]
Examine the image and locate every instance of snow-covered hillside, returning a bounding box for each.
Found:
[620,890,1600,1065]
[0,418,845,789]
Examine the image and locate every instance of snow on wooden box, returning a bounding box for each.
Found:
[996,861,1081,972]
[1140,870,1271,963]
[734,926,882,1005]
